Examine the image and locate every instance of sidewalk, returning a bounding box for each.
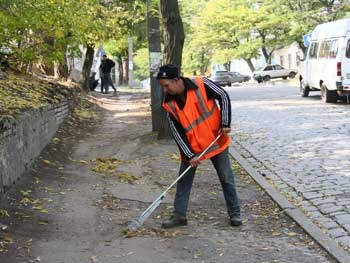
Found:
[0,91,336,262]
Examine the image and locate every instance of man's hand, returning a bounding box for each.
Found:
[220,127,231,134]
[189,156,201,167]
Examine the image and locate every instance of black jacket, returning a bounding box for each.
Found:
[100,59,115,74]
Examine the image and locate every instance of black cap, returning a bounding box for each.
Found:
[156,64,180,79]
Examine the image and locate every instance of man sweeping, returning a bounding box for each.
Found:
[157,64,242,228]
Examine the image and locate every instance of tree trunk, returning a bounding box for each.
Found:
[261,46,270,64]
[160,0,185,67]
[244,58,255,72]
[147,0,163,133]
[122,58,128,85]
[118,61,123,86]
[158,0,185,139]
[81,44,95,91]
[58,63,69,80]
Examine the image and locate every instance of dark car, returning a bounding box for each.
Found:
[228,71,251,83]
[209,71,232,86]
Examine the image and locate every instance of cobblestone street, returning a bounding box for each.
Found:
[228,82,350,259]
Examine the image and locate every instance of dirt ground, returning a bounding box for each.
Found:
[0,91,337,263]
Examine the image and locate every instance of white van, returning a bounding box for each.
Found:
[299,19,350,103]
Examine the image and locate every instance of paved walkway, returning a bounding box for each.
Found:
[0,91,337,262]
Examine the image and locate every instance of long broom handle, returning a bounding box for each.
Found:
[139,133,222,219]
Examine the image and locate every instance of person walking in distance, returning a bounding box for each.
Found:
[100,54,116,94]
[157,64,242,228]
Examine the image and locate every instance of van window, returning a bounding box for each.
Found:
[319,40,331,58]
[346,39,350,58]
[329,39,339,58]
[309,42,319,59]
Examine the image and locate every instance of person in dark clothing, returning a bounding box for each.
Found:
[89,72,99,91]
[100,55,116,94]
[99,64,104,93]
[156,64,242,229]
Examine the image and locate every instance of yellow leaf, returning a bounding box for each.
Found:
[44,187,53,192]
[20,197,31,206]
[4,234,13,243]
[0,210,10,217]
[272,231,281,236]
[287,232,297,236]
[38,221,48,225]
[42,159,51,164]
[21,190,31,196]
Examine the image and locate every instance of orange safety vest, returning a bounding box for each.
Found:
[162,76,230,160]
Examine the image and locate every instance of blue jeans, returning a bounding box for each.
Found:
[173,147,240,218]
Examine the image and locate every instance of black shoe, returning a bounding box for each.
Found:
[230,215,242,226]
[161,215,187,229]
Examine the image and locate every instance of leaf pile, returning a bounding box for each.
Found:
[91,158,138,183]
[122,227,182,238]
[0,73,80,116]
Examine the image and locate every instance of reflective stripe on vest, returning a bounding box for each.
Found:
[166,79,217,132]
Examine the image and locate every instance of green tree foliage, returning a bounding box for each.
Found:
[0,0,130,77]
[282,0,350,54]
[179,0,211,75]
[101,0,147,85]
[180,0,350,73]
[133,47,150,81]
[192,0,293,70]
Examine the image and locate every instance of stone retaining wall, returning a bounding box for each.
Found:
[0,102,70,195]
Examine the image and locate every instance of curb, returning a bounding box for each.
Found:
[229,146,350,263]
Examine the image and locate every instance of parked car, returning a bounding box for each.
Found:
[209,70,232,86]
[228,71,251,83]
[253,64,297,83]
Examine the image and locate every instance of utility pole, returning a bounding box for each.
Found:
[146,0,162,132]
[128,37,134,87]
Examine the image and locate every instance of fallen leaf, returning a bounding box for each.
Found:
[0,210,10,217]
[42,159,51,165]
